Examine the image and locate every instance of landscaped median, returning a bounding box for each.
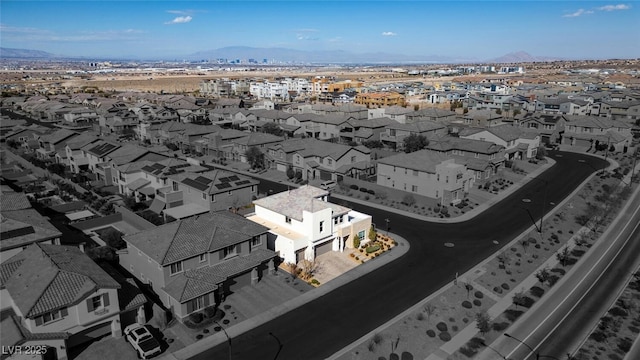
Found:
[333,164,636,360]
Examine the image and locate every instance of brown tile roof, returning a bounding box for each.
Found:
[0,244,120,318]
[162,248,275,302]
[0,192,31,211]
[124,211,269,265]
[1,310,68,347]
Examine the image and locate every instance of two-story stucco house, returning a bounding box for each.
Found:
[561,115,633,152]
[119,211,276,321]
[377,150,475,205]
[248,186,372,264]
[0,243,146,360]
[157,170,259,220]
[459,124,541,160]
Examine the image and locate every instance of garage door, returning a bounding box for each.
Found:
[319,170,332,181]
[314,240,333,257]
[67,321,112,348]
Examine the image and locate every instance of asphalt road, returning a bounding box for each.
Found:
[195,151,608,360]
[498,184,640,360]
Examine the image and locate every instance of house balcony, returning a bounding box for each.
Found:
[156,186,183,203]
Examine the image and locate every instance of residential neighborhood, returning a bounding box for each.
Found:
[1,54,639,360]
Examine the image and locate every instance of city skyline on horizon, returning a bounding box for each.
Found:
[1,1,639,61]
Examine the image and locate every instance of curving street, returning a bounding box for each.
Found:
[192,151,608,360]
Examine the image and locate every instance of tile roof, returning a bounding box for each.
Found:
[0,209,62,251]
[162,248,276,303]
[426,135,505,154]
[1,310,68,347]
[84,141,120,157]
[123,212,269,265]
[0,192,32,211]
[378,150,456,173]
[0,244,120,318]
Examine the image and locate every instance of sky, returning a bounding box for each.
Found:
[1,1,639,61]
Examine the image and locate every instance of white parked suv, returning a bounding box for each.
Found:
[124,324,162,359]
[319,180,337,190]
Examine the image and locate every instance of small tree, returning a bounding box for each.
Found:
[299,259,318,280]
[353,233,361,249]
[535,268,550,285]
[245,146,265,170]
[520,238,529,254]
[368,225,377,242]
[294,169,303,181]
[286,166,295,179]
[464,282,473,298]
[512,291,526,309]
[424,304,437,323]
[402,194,416,207]
[403,134,428,153]
[263,122,284,136]
[102,228,125,249]
[286,262,298,280]
[476,311,491,336]
[556,246,571,267]
[536,145,547,160]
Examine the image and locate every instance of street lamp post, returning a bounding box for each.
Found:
[385,218,390,235]
[480,340,508,359]
[504,333,562,360]
[214,320,232,360]
[269,332,283,360]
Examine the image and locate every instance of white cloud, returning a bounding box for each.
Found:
[597,4,631,11]
[562,9,594,17]
[381,31,397,36]
[165,16,192,25]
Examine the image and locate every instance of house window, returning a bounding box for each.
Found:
[90,295,103,310]
[285,216,291,224]
[339,215,344,223]
[202,192,207,200]
[251,236,262,247]
[412,185,418,192]
[327,158,333,165]
[319,221,324,233]
[170,261,183,275]
[413,170,418,176]
[210,194,216,202]
[351,156,356,162]
[228,191,232,196]
[251,185,256,193]
[199,254,206,263]
[172,181,179,191]
[358,230,365,240]
[186,295,208,314]
[37,308,68,326]
[223,245,237,258]
[475,152,479,158]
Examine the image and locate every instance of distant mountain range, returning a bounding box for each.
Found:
[0,47,57,59]
[187,46,463,64]
[488,51,565,63]
[0,46,566,64]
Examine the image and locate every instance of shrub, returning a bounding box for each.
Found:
[366,244,381,253]
[426,329,436,338]
[494,286,503,294]
[350,184,359,190]
[501,283,510,290]
[617,337,633,352]
[462,300,473,308]
[436,322,448,332]
[530,286,545,298]
[439,331,452,341]
[204,306,217,319]
[360,187,368,193]
[368,189,375,195]
[473,299,482,307]
[189,312,204,324]
[474,291,483,299]
[416,313,425,321]
[609,307,628,317]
